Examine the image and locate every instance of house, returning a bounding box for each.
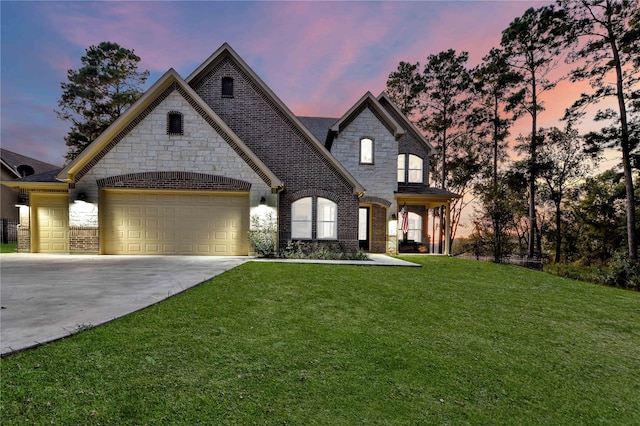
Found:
[1,148,61,222]
[2,43,458,256]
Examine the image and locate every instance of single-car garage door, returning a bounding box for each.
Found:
[102,190,249,255]
[32,193,69,253]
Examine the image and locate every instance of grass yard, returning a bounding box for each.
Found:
[1,257,639,425]
[0,242,17,253]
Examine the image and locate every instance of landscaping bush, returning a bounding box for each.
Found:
[280,240,368,260]
[247,213,277,257]
[600,251,640,290]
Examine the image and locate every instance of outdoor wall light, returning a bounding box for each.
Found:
[259,196,266,205]
[76,192,88,202]
[391,213,397,220]
[15,194,28,207]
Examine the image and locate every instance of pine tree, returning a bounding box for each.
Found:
[56,41,149,162]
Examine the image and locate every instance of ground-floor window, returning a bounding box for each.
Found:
[317,198,337,239]
[407,212,422,242]
[291,197,337,240]
[291,197,312,239]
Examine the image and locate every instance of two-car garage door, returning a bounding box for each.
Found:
[102,190,249,255]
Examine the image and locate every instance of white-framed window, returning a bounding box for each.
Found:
[317,197,337,239]
[407,212,422,242]
[397,154,406,182]
[360,137,374,164]
[291,197,312,239]
[408,154,423,183]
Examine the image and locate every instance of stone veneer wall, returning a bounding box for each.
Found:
[193,56,359,250]
[329,106,398,212]
[71,88,274,254]
[380,101,432,185]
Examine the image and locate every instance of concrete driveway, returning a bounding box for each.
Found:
[0,254,249,355]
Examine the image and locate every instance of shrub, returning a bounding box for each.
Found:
[599,252,640,290]
[247,212,277,257]
[280,240,368,261]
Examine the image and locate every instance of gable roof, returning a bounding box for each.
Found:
[296,116,338,145]
[377,92,436,155]
[57,68,282,190]
[186,43,364,195]
[1,148,60,178]
[325,92,404,151]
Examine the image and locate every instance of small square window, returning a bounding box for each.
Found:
[167,112,183,135]
[222,77,234,98]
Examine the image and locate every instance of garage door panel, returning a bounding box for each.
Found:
[103,191,248,255]
[34,195,69,253]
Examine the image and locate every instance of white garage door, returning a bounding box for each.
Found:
[102,190,249,255]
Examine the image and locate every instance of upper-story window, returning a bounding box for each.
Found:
[167,111,183,135]
[222,77,234,98]
[408,154,423,183]
[398,154,424,183]
[397,154,406,182]
[360,137,374,164]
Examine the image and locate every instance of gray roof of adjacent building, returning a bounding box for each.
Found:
[1,148,61,178]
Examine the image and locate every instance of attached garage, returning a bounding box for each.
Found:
[101,190,249,255]
[31,193,69,253]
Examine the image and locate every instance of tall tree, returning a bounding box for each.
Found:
[471,48,522,261]
[557,0,640,262]
[566,169,630,263]
[537,126,595,262]
[56,41,149,161]
[386,61,424,117]
[419,49,472,252]
[501,5,566,258]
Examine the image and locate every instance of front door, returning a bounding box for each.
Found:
[358,207,370,251]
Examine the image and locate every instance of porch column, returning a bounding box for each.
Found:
[444,201,451,256]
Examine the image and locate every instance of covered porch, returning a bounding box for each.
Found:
[393,189,460,256]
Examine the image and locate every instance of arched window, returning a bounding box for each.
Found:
[360,137,374,164]
[408,154,423,183]
[397,154,406,182]
[291,197,312,239]
[407,212,422,242]
[222,77,234,98]
[167,111,183,135]
[317,198,337,239]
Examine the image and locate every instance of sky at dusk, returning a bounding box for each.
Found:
[5,0,588,167]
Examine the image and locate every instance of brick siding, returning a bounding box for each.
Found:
[193,56,359,250]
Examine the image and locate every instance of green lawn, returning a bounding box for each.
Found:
[1,257,639,425]
[0,242,17,253]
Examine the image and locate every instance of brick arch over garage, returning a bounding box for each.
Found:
[98,171,251,255]
[97,171,251,191]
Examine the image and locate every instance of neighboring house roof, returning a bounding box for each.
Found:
[0,148,61,178]
[2,168,67,191]
[377,93,436,156]
[296,116,338,145]
[56,68,283,191]
[326,92,405,151]
[186,43,365,195]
